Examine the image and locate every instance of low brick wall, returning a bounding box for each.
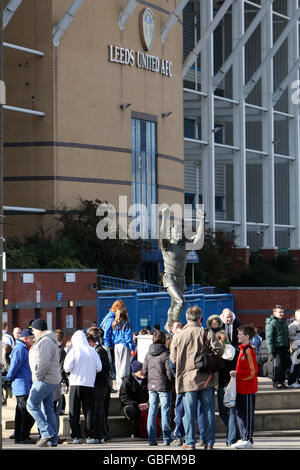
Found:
[230,287,300,327]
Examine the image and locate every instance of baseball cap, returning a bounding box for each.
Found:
[20,328,34,338]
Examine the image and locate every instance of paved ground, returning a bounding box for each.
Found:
[2,377,300,455]
[2,434,300,451]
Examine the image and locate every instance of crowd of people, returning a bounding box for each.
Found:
[1,301,300,449]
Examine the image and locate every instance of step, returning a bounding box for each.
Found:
[59,407,300,438]
[108,391,300,417]
[254,389,300,410]
[3,378,300,438]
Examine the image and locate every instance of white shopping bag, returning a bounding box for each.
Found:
[223,376,236,408]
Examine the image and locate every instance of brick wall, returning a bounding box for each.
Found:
[230,287,300,328]
[3,269,98,332]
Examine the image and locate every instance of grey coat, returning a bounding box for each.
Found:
[142,343,174,392]
[29,330,61,385]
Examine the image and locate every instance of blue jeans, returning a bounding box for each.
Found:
[27,381,58,441]
[147,390,172,444]
[172,393,204,440]
[217,387,239,446]
[182,388,215,447]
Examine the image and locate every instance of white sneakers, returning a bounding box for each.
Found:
[86,437,96,444]
[231,440,253,449]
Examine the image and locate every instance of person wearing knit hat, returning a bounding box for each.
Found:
[131,361,143,373]
[31,318,48,332]
[26,320,61,447]
[119,359,149,438]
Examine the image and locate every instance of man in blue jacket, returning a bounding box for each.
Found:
[4,328,35,443]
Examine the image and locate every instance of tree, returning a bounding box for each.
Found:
[186,229,242,292]
[231,252,300,287]
[56,199,145,279]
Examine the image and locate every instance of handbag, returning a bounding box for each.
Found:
[195,328,223,373]
[223,376,236,408]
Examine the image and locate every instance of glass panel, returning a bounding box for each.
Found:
[131,118,157,240]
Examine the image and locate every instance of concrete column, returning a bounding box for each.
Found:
[288,0,300,249]
[261,3,276,251]
[232,0,248,249]
[200,0,215,231]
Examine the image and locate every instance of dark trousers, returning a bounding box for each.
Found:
[273,347,290,385]
[94,385,110,440]
[69,385,95,439]
[236,393,255,443]
[122,404,141,436]
[15,395,35,442]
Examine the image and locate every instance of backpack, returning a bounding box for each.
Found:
[195,329,223,373]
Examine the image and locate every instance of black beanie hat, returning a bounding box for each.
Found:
[31,318,48,331]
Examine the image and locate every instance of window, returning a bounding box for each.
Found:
[215,196,224,212]
[131,118,157,241]
[185,193,223,212]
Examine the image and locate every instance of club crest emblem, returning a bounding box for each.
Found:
[140,8,155,51]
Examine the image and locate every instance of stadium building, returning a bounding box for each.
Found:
[2,0,300,281]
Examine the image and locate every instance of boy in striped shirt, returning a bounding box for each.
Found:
[230,325,259,449]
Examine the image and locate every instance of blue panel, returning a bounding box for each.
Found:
[98,289,234,333]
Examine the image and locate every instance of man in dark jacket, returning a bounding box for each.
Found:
[266,305,290,388]
[119,361,148,437]
[86,332,112,443]
[219,308,242,347]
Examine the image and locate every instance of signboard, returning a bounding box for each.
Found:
[56,292,63,302]
[109,45,173,77]
[22,273,34,283]
[65,273,76,283]
[66,315,73,328]
[187,250,199,263]
[47,312,52,330]
[108,8,173,78]
[136,334,153,363]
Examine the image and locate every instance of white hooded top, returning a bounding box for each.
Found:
[64,330,102,387]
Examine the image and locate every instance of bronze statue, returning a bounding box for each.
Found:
[160,207,205,332]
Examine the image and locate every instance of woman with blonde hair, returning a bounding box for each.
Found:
[111,306,136,390]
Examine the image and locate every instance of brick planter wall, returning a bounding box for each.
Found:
[230,287,300,327]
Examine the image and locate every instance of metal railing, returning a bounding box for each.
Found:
[98,274,164,293]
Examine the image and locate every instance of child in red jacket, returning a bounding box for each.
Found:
[230,325,258,449]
